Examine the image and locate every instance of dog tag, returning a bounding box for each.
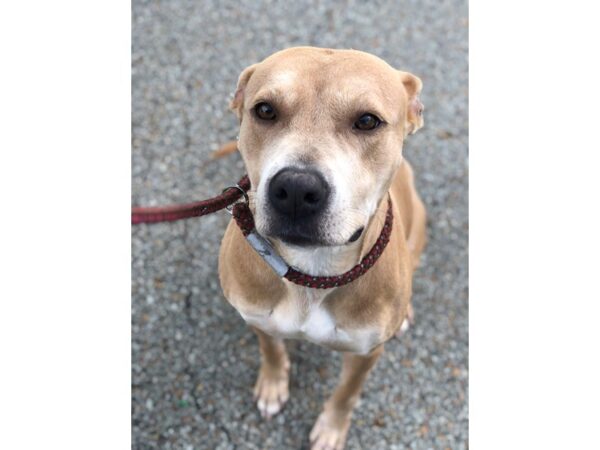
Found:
[245,230,290,277]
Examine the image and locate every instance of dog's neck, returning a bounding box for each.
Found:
[271,194,390,278]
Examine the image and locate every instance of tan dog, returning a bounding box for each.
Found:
[218,47,426,450]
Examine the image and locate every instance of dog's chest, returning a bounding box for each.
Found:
[237,290,380,355]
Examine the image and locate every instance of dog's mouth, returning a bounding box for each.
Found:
[348,227,364,243]
[268,222,330,247]
[277,233,324,247]
[265,221,365,248]
[258,189,367,247]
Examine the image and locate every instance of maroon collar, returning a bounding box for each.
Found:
[132,175,393,289]
[232,198,393,289]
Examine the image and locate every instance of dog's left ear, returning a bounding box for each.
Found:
[399,71,424,135]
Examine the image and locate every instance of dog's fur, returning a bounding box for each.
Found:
[218,47,426,450]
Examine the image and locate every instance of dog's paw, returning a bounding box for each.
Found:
[309,410,350,450]
[253,361,290,420]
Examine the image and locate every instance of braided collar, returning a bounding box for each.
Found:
[232,197,393,289]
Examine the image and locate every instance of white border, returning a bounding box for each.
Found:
[0,2,130,449]
[471,0,600,448]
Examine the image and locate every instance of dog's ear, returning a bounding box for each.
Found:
[398,71,424,135]
[230,64,258,120]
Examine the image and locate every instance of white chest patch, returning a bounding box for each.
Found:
[237,293,381,355]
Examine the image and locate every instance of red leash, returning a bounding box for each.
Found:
[132,176,250,224]
[132,175,393,289]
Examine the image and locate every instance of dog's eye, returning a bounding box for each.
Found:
[254,102,277,121]
[354,113,382,131]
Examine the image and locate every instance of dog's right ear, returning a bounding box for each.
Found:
[230,64,258,120]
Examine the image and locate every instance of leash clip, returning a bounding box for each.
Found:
[222,184,249,215]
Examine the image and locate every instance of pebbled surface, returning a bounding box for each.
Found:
[132,0,468,449]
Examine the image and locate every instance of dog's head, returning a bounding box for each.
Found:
[231,47,424,247]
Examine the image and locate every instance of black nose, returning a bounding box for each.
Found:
[268,168,329,219]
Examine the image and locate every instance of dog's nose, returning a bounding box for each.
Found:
[268,168,329,218]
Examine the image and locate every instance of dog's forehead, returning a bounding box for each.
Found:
[260,47,395,74]
[249,48,405,103]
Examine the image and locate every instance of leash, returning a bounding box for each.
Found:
[132,176,251,224]
[132,176,393,289]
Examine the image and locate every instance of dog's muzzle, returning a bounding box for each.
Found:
[268,168,329,219]
[265,168,331,246]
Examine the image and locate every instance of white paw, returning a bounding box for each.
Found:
[253,365,289,420]
[309,410,350,450]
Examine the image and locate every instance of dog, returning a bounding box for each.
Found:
[218,47,426,450]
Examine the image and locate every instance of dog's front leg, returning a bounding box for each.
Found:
[310,344,384,450]
[252,327,290,419]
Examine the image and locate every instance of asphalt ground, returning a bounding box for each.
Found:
[132,1,468,448]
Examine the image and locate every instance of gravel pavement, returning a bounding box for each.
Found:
[132,1,468,448]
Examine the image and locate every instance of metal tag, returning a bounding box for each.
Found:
[245,231,290,277]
